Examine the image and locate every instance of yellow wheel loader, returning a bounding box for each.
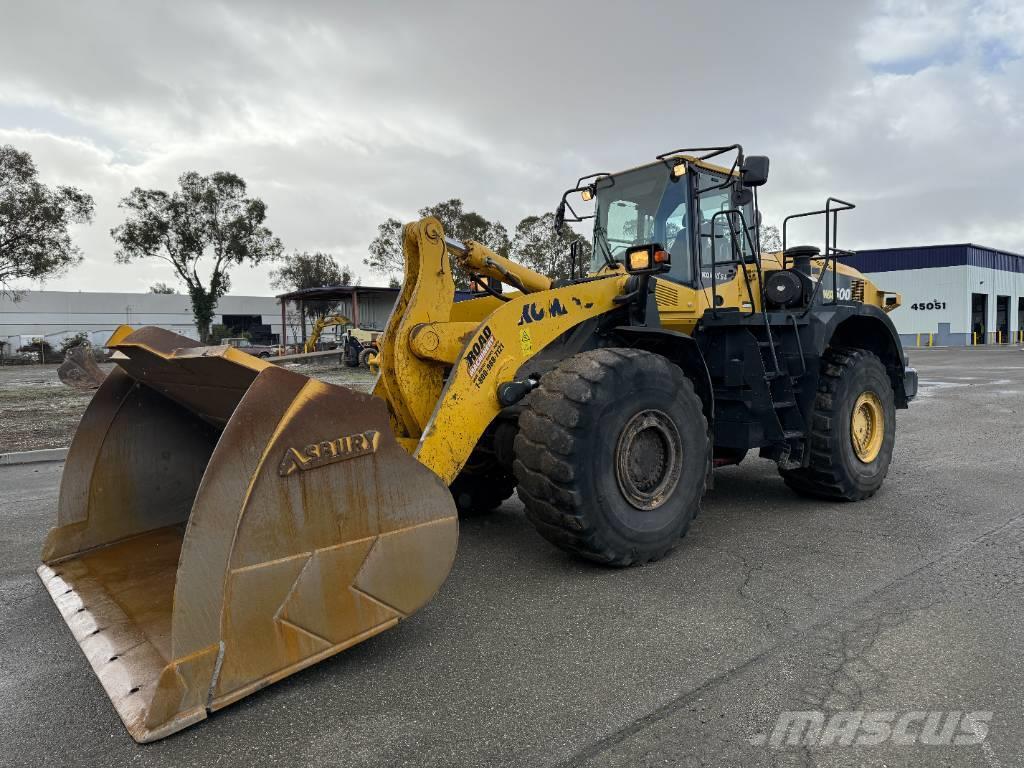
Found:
[38,145,917,742]
[302,314,354,354]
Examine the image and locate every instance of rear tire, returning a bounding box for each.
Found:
[358,348,374,368]
[780,347,896,501]
[514,348,710,566]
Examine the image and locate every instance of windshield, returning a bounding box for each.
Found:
[592,163,693,284]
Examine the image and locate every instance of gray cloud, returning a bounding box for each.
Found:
[0,0,1020,294]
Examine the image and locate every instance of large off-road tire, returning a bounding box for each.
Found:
[513,348,710,566]
[358,347,375,368]
[449,469,516,515]
[780,347,896,501]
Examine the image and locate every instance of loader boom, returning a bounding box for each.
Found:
[303,314,353,354]
[372,216,628,483]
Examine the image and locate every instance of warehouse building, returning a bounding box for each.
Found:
[0,287,398,356]
[846,244,1024,347]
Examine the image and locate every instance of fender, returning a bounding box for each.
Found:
[609,325,714,422]
[807,303,915,407]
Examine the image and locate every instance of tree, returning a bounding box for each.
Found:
[111,171,283,342]
[388,275,401,289]
[271,251,352,320]
[510,213,593,282]
[365,217,403,277]
[364,199,510,288]
[149,281,177,294]
[0,145,95,296]
[759,224,782,254]
[59,331,91,354]
[420,199,510,257]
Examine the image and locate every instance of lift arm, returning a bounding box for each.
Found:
[372,217,628,484]
[303,314,353,354]
[444,236,553,294]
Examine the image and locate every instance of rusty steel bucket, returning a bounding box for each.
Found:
[37,326,457,742]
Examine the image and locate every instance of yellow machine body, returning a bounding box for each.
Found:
[649,251,898,336]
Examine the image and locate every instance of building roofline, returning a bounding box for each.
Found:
[854,242,1024,260]
[275,285,399,301]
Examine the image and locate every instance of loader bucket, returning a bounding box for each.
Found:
[37,326,458,743]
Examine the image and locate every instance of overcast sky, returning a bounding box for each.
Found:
[2,0,1022,295]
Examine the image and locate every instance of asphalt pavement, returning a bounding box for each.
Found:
[2,346,1023,767]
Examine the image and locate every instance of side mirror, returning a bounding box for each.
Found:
[741,155,770,187]
[554,200,566,232]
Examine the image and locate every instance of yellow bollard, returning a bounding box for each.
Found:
[916,333,921,348]
[998,331,1003,345]
[929,333,934,347]
[972,331,977,346]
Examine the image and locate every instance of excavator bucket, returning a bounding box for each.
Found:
[37,326,458,743]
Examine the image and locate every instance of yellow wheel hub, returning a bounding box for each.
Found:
[850,391,884,463]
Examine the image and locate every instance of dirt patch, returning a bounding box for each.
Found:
[0,361,377,454]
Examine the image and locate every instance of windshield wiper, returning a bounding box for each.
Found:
[592,223,618,270]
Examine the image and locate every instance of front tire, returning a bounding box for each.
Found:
[514,348,710,566]
[780,347,896,500]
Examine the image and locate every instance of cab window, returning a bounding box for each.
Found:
[660,200,693,284]
[696,171,754,266]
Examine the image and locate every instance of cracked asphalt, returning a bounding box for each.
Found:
[2,346,1023,767]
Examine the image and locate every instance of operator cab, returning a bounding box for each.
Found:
[555,145,768,290]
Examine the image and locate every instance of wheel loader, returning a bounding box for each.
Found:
[37,144,917,742]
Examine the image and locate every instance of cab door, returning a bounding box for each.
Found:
[693,168,756,313]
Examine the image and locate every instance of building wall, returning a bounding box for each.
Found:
[1,289,400,353]
[328,295,395,334]
[0,290,287,351]
[851,245,1024,347]
[865,265,1024,346]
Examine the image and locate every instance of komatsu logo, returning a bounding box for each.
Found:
[518,298,569,325]
[278,430,380,477]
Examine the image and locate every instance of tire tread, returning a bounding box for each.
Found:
[514,348,710,566]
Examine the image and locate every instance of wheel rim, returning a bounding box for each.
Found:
[850,391,884,463]
[615,409,683,510]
